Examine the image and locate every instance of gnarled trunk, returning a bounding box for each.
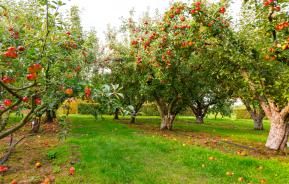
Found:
[259,101,289,150]
[130,102,144,124]
[160,114,176,130]
[190,102,208,124]
[241,71,289,150]
[243,99,265,130]
[45,109,56,123]
[265,114,289,150]
[196,115,204,124]
[253,117,264,130]
[155,96,179,131]
[31,117,41,134]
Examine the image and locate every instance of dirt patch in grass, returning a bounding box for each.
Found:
[0,122,60,184]
[119,119,289,162]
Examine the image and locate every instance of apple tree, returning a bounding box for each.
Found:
[131,2,232,130]
[234,0,289,150]
[0,0,91,139]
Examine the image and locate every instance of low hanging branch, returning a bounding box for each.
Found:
[0,108,35,140]
[0,135,30,164]
[0,96,46,140]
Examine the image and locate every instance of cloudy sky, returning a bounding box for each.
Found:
[64,0,241,41]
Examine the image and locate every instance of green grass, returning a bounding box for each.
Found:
[51,115,289,184]
[124,115,270,144]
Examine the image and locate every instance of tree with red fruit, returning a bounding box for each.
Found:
[234,0,289,150]
[130,1,232,130]
[0,0,91,140]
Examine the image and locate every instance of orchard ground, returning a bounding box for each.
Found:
[1,115,289,184]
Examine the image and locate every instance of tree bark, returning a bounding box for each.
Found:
[253,117,264,130]
[243,99,265,130]
[214,112,218,120]
[31,117,41,133]
[45,109,56,123]
[196,115,204,124]
[130,102,143,124]
[155,96,178,130]
[114,108,119,120]
[258,101,289,150]
[160,114,176,130]
[130,116,136,124]
[241,71,289,150]
[190,102,208,124]
[265,114,289,150]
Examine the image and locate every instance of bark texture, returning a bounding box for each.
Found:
[45,109,56,123]
[130,102,143,124]
[190,101,209,124]
[243,100,265,130]
[260,101,289,150]
[31,117,41,133]
[155,96,179,130]
[160,114,176,130]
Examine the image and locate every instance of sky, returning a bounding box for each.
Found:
[64,0,241,42]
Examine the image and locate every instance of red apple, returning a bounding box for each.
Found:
[195,2,201,7]
[35,98,41,105]
[7,47,16,52]
[2,76,11,84]
[191,9,197,14]
[33,63,42,72]
[26,73,37,81]
[22,96,29,103]
[264,1,270,6]
[85,87,91,97]
[175,8,181,14]
[69,167,75,175]
[219,7,226,14]
[3,99,12,107]
[65,88,73,96]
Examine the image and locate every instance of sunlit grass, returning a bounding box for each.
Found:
[51,115,289,184]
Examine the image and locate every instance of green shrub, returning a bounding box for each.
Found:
[78,103,100,115]
[139,103,159,116]
[139,103,193,116]
[234,108,251,119]
[180,107,194,116]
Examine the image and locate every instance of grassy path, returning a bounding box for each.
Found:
[53,115,289,184]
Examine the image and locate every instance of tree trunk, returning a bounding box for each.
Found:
[214,112,218,120]
[45,109,56,123]
[253,117,264,130]
[160,114,176,130]
[243,99,265,131]
[190,102,208,124]
[31,117,41,134]
[114,108,119,120]
[130,103,143,124]
[265,116,289,150]
[154,95,179,131]
[130,116,136,124]
[196,115,204,124]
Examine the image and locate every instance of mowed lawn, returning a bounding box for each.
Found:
[126,116,270,143]
[52,115,289,184]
